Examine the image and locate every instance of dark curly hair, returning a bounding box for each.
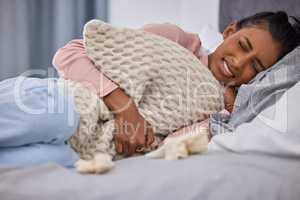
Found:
[236,11,300,60]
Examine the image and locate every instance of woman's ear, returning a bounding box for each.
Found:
[223,22,237,39]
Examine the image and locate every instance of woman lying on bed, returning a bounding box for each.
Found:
[0,11,299,167]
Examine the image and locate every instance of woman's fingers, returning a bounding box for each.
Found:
[114,133,135,156]
[128,138,137,156]
[146,127,155,147]
[115,133,134,156]
[119,133,129,156]
[124,137,132,156]
[114,134,123,154]
[146,133,154,147]
[114,117,156,155]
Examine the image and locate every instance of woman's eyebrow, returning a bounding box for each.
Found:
[244,36,266,69]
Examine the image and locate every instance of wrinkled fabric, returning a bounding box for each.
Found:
[2,153,300,200]
[209,80,300,157]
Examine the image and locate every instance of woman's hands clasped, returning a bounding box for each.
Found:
[103,88,154,156]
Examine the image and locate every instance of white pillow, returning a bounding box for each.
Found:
[197,25,223,53]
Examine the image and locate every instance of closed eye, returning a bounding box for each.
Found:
[239,39,265,73]
[239,41,258,72]
[252,61,264,73]
[238,40,249,52]
[251,62,259,73]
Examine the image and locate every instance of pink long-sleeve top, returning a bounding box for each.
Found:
[52,23,208,97]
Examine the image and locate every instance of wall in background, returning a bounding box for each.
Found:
[0,0,220,80]
[0,0,107,80]
[108,0,220,33]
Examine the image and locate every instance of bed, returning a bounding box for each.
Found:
[2,69,300,200]
[2,152,300,200]
[1,1,300,199]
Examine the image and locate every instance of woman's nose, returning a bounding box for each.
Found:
[232,52,255,69]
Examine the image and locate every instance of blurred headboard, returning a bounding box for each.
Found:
[219,0,300,31]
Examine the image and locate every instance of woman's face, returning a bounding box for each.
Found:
[208,24,282,86]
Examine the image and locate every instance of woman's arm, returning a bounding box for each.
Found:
[53,23,202,92]
[52,39,118,97]
[52,23,202,155]
[142,23,202,57]
[52,23,201,95]
[103,88,154,155]
[52,39,154,156]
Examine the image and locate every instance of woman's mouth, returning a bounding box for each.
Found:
[219,59,234,78]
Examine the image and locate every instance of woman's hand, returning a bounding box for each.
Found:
[103,88,154,156]
[114,110,155,156]
[224,87,237,113]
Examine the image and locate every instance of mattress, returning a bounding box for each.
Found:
[1,152,300,200]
